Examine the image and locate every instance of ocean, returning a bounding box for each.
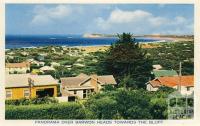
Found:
[6,35,167,49]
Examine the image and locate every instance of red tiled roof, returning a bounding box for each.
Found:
[6,62,30,68]
[149,75,193,88]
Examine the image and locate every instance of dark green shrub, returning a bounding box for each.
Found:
[85,96,118,119]
[5,96,58,105]
[5,102,86,119]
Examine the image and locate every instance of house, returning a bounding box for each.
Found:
[21,52,29,56]
[61,73,117,101]
[32,61,40,66]
[5,74,58,100]
[40,66,55,72]
[26,58,36,63]
[7,52,15,55]
[38,62,45,66]
[6,62,30,74]
[64,65,72,70]
[36,55,45,61]
[51,62,60,67]
[31,69,42,74]
[152,64,162,70]
[151,70,178,79]
[27,59,45,67]
[146,75,194,95]
[73,63,85,67]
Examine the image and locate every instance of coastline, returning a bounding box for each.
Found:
[5,37,193,51]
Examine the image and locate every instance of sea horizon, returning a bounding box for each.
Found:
[5,34,177,49]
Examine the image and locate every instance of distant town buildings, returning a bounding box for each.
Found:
[152,64,162,70]
[6,62,30,74]
[40,66,55,72]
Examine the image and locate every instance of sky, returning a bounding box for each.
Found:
[6,4,194,35]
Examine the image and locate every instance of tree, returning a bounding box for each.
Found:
[150,97,167,119]
[85,96,118,119]
[101,85,116,92]
[114,89,152,119]
[102,33,153,89]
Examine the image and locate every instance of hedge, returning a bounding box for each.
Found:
[5,97,58,105]
[5,102,86,119]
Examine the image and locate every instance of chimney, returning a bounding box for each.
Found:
[28,77,34,98]
[91,74,98,80]
[90,74,98,92]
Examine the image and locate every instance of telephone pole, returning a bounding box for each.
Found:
[178,62,182,92]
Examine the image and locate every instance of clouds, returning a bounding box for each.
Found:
[95,9,154,30]
[94,8,193,35]
[7,4,193,35]
[108,9,152,24]
[31,5,72,25]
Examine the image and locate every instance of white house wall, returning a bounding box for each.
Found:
[6,67,30,74]
[146,84,159,91]
[173,86,194,95]
[68,90,84,99]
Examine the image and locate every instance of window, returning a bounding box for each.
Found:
[83,89,87,98]
[24,89,30,98]
[187,87,190,91]
[6,90,12,99]
[74,90,77,94]
[83,89,94,98]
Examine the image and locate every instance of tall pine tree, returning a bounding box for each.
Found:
[103,33,153,89]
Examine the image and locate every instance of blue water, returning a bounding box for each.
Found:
[6,35,164,49]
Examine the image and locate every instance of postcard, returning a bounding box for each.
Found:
[1,0,199,126]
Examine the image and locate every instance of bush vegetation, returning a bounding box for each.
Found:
[5,88,173,119]
[5,33,194,119]
[6,102,86,119]
[5,96,58,106]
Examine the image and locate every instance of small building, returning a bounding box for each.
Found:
[64,65,72,70]
[31,69,42,74]
[21,52,29,56]
[152,64,162,70]
[36,55,45,61]
[146,75,194,95]
[73,63,85,67]
[38,62,45,66]
[151,70,178,79]
[6,62,30,74]
[5,74,58,100]
[26,58,35,63]
[61,73,117,101]
[51,62,60,67]
[40,66,55,72]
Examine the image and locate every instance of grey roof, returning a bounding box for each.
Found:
[6,74,58,88]
[61,74,117,88]
[30,75,58,86]
[98,75,117,85]
[152,70,178,78]
[61,76,87,88]
[6,74,29,88]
